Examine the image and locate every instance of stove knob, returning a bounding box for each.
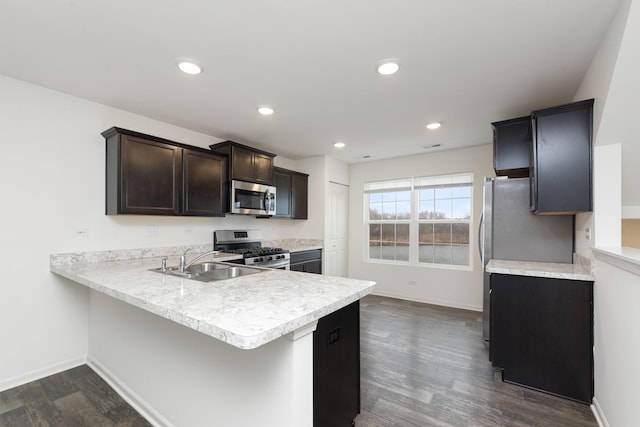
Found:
[257,257,264,263]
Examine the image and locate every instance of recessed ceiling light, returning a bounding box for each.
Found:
[376,60,400,76]
[177,61,202,75]
[257,106,274,116]
[333,142,346,148]
[426,122,442,130]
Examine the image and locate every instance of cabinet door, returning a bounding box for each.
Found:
[291,173,308,219]
[289,262,305,272]
[491,274,593,403]
[274,169,292,218]
[253,153,274,184]
[314,301,360,427]
[304,259,322,274]
[182,149,226,216]
[531,99,593,214]
[118,135,180,215]
[273,168,292,218]
[290,249,322,274]
[492,116,531,178]
[231,146,254,182]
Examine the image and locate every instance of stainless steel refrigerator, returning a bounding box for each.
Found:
[481,177,574,340]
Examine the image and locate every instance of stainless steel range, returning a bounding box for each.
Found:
[214,230,290,270]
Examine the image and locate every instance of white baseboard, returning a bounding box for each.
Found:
[0,356,86,393]
[371,290,483,312]
[591,397,609,427]
[87,357,172,427]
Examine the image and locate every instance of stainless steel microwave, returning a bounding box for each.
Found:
[230,180,276,215]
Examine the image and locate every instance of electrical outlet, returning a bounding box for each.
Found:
[72,228,89,238]
[185,227,194,234]
[408,280,417,286]
[585,228,591,240]
[147,226,160,237]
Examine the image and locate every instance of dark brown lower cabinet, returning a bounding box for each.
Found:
[314,300,360,427]
[490,273,593,403]
[290,249,322,274]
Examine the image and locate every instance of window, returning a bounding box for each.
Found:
[365,173,473,268]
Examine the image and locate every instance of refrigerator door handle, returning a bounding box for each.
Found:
[478,212,484,262]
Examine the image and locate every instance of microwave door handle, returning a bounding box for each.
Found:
[263,190,272,212]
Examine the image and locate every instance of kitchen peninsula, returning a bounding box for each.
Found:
[50,245,375,427]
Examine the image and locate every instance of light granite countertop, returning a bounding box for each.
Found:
[487,259,594,281]
[50,247,374,350]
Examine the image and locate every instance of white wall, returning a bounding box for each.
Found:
[592,256,640,427]
[0,74,314,390]
[572,1,640,425]
[572,0,631,257]
[348,144,494,311]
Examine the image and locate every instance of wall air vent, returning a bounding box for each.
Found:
[421,143,443,149]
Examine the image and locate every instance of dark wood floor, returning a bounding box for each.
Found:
[355,295,597,427]
[0,364,150,427]
[0,295,597,426]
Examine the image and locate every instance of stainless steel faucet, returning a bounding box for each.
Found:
[179,248,219,273]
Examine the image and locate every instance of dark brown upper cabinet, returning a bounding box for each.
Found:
[209,141,276,185]
[530,99,593,215]
[492,116,531,178]
[103,127,226,216]
[182,148,226,216]
[273,166,308,219]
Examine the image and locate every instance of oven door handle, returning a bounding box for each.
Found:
[258,259,290,269]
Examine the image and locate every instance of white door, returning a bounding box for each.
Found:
[326,182,349,277]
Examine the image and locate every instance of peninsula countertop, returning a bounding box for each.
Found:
[50,247,375,350]
[487,259,594,281]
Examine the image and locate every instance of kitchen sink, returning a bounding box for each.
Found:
[150,262,263,282]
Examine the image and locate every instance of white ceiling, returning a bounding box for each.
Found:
[0,0,622,163]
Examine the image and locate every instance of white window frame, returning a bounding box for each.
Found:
[364,173,473,271]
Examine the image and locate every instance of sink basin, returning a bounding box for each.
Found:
[150,261,262,282]
[185,262,230,273]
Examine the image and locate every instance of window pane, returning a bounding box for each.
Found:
[434,244,452,264]
[378,244,392,261]
[382,192,396,202]
[397,191,411,202]
[452,185,471,198]
[369,202,382,220]
[369,192,383,203]
[419,223,434,244]
[435,187,452,199]
[434,223,452,244]
[418,244,434,263]
[452,198,471,220]
[369,224,381,241]
[419,188,434,201]
[396,244,410,262]
[452,223,469,244]
[396,224,410,244]
[419,200,434,219]
[381,224,395,242]
[452,244,469,266]
[397,201,411,219]
[435,199,451,219]
[382,202,396,219]
[369,241,381,259]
